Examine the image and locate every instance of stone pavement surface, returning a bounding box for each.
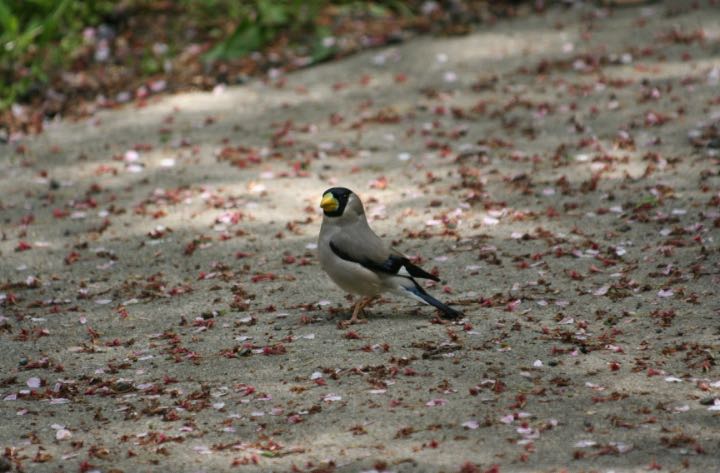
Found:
[1,1,720,472]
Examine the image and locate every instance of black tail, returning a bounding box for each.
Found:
[401,259,440,282]
[407,283,463,319]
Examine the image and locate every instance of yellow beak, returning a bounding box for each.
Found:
[320,193,339,212]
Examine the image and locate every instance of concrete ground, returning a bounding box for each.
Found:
[1,1,719,472]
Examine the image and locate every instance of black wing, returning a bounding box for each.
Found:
[329,240,439,282]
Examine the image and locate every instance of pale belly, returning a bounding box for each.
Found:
[318,246,386,297]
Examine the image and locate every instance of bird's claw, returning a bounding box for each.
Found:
[340,317,368,328]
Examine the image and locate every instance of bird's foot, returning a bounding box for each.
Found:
[339,297,375,327]
[358,296,378,317]
[340,316,368,328]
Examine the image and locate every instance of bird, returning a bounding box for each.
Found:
[317,187,463,324]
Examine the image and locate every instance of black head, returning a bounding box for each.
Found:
[320,187,354,217]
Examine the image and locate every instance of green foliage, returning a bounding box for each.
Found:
[203,1,411,65]
[0,0,114,107]
[0,0,417,109]
[309,25,335,63]
[204,0,328,63]
[177,0,247,23]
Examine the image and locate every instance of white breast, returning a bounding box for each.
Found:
[318,224,386,297]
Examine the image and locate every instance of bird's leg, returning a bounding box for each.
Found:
[358,295,379,317]
[347,296,374,325]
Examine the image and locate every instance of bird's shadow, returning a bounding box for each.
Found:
[327,304,463,326]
